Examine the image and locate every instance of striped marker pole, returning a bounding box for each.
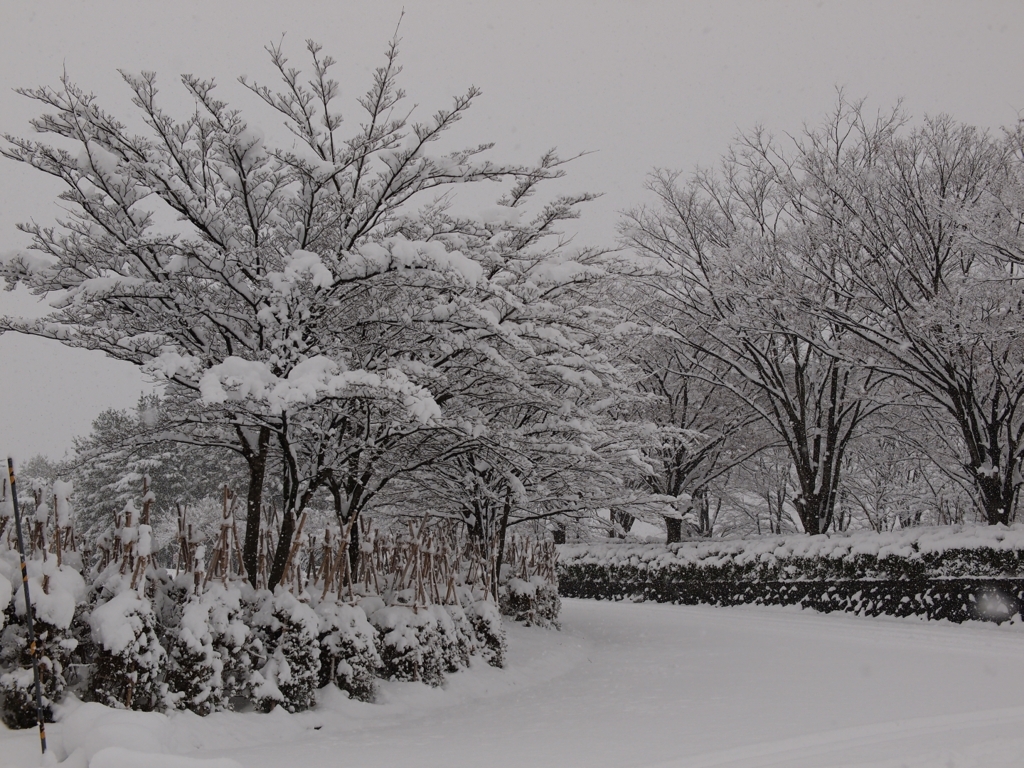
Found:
[7,458,47,755]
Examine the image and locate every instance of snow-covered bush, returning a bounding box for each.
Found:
[441,603,478,671]
[165,594,223,715]
[495,535,561,628]
[425,604,465,674]
[205,583,250,705]
[0,613,77,729]
[369,605,446,686]
[467,599,506,668]
[316,600,381,701]
[558,525,1024,587]
[248,590,320,713]
[0,553,84,727]
[0,665,39,729]
[152,572,191,631]
[501,576,561,629]
[88,588,167,711]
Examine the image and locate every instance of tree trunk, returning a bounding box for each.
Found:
[552,524,566,545]
[348,517,360,576]
[494,494,513,599]
[665,517,683,544]
[975,471,1013,526]
[794,492,832,535]
[467,503,487,543]
[267,508,295,591]
[240,426,270,588]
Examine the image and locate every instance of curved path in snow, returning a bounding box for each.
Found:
[217,599,1024,768]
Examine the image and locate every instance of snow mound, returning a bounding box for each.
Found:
[60,701,173,763]
[89,748,242,768]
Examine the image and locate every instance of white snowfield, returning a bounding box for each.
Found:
[3,599,1024,767]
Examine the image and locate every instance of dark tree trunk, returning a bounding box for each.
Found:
[467,504,487,543]
[975,470,1013,526]
[665,517,683,544]
[794,496,821,535]
[240,426,271,588]
[793,489,837,535]
[552,525,566,545]
[348,517,360,575]
[326,475,362,574]
[494,494,513,599]
[267,508,295,591]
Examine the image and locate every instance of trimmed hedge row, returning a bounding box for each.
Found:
[557,530,1024,623]
[559,541,1024,582]
[558,563,1024,623]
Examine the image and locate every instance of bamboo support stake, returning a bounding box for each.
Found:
[257,530,267,590]
[343,546,356,603]
[232,520,247,581]
[306,532,316,583]
[280,511,308,587]
[7,459,48,757]
[319,529,334,601]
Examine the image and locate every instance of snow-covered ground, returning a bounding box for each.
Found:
[4,599,1024,767]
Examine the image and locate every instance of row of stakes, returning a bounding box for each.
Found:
[79,482,558,611]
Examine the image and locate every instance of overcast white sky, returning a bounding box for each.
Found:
[2,0,1023,462]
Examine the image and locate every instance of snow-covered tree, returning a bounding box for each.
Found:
[0,35,590,589]
[617,314,770,541]
[796,104,1024,524]
[723,445,799,535]
[69,394,246,541]
[88,588,167,711]
[622,130,886,534]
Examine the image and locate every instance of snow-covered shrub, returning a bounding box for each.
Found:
[0,553,84,727]
[240,590,274,710]
[152,571,243,714]
[88,588,167,711]
[501,576,561,629]
[0,665,40,729]
[467,599,506,668]
[248,590,320,713]
[0,615,78,729]
[316,600,381,701]
[65,602,96,693]
[152,571,191,632]
[370,606,446,686]
[165,594,222,715]
[441,603,478,671]
[205,583,250,705]
[425,604,459,674]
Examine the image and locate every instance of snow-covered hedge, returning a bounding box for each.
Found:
[1,573,510,726]
[499,576,561,629]
[0,480,560,727]
[558,525,1024,623]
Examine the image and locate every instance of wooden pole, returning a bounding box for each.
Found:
[7,458,47,756]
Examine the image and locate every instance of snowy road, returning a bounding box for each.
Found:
[6,599,1024,767]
